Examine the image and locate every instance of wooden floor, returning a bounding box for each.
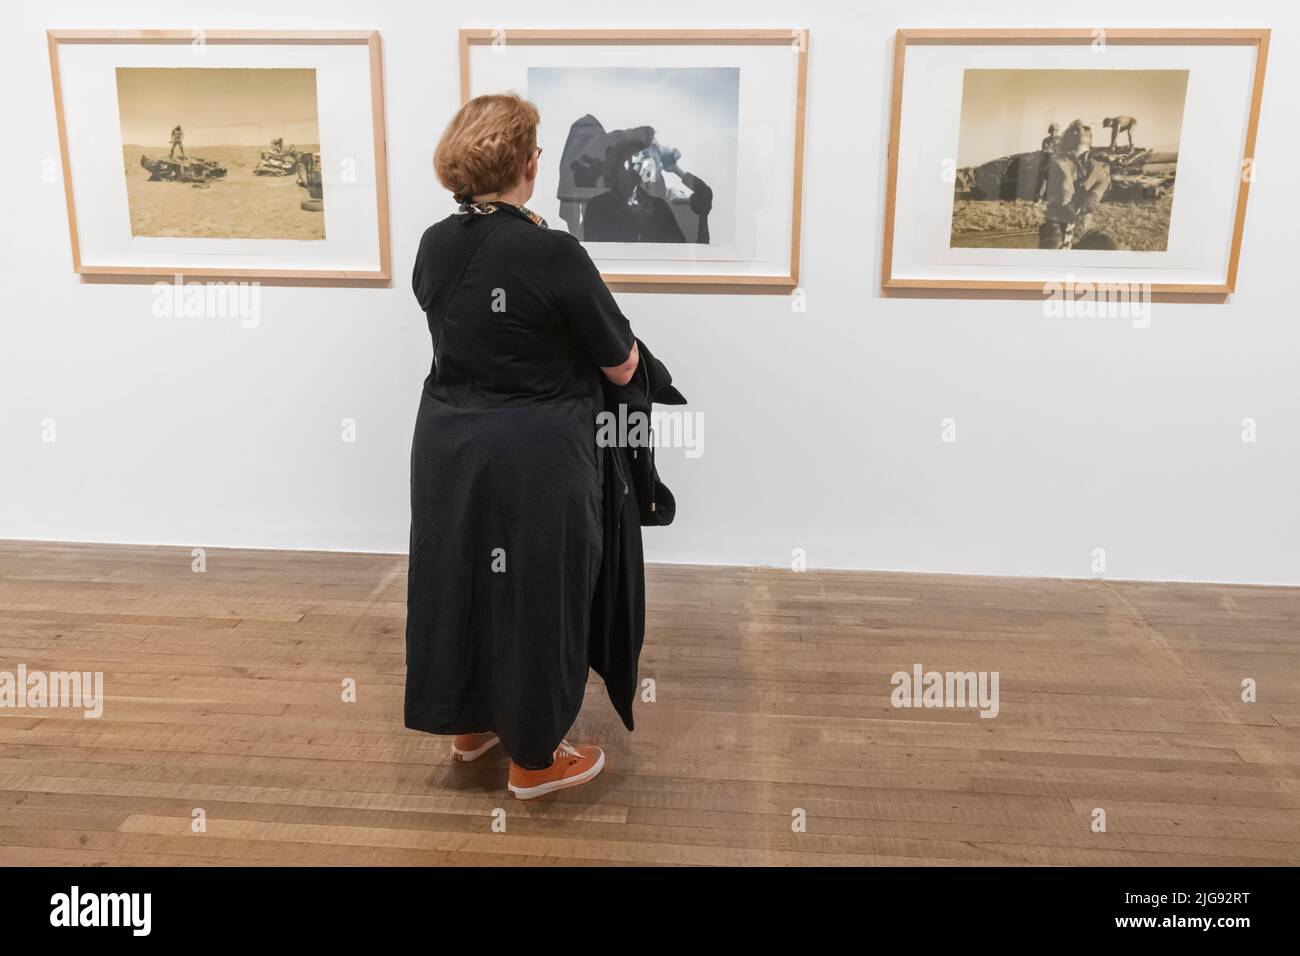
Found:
[0,539,1297,867]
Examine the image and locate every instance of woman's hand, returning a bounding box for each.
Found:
[602,341,639,387]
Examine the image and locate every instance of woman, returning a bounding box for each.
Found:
[405,93,639,800]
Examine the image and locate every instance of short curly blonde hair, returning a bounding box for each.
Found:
[434,93,539,201]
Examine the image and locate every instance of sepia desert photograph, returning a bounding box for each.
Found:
[115,66,325,240]
[950,69,1188,251]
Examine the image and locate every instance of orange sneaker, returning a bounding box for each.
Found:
[451,731,500,762]
[508,741,605,800]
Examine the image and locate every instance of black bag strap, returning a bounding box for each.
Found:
[428,212,510,375]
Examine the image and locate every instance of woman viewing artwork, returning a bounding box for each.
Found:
[405,93,640,800]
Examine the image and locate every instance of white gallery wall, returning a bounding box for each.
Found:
[2,0,1297,585]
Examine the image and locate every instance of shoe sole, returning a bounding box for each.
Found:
[451,735,501,763]
[508,749,605,800]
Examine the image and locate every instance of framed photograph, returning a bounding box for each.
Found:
[882,29,1270,301]
[460,28,809,293]
[47,30,392,284]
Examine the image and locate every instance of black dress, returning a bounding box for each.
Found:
[405,202,634,768]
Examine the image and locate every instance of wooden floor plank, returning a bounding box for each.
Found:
[0,539,1297,866]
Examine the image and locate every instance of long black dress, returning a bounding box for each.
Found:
[405,201,634,768]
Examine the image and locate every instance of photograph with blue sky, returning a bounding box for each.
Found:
[528,66,739,245]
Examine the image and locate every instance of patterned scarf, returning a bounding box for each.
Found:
[455,196,547,228]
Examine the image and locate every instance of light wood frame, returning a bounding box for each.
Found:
[459,28,809,294]
[47,29,392,285]
[881,28,1270,303]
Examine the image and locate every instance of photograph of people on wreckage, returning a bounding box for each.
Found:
[950,68,1189,251]
[114,66,326,240]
